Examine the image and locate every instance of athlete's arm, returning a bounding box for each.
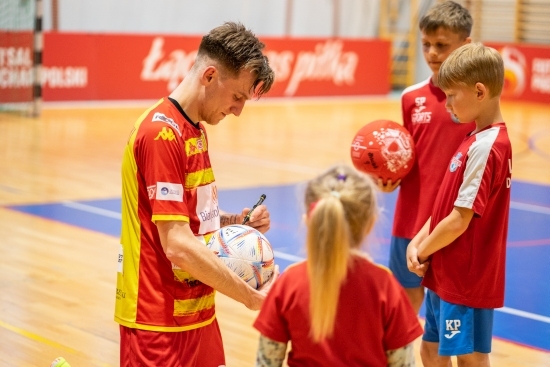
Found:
[255,334,287,367]
[157,220,277,310]
[386,342,415,367]
[220,204,270,233]
[417,206,474,262]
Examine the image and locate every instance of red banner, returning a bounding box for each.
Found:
[486,42,550,103]
[0,31,34,102]
[263,38,390,97]
[1,32,390,102]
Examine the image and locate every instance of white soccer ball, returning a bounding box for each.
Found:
[207,224,275,289]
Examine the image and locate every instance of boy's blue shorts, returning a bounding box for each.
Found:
[423,290,494,356]
[389,236,423,288]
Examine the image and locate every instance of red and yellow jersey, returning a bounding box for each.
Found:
[115,97,220,331]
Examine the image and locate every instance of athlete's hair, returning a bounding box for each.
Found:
[197,22,274,97]
[419,1,473,39]
[439,43,504,98]
[304,164,378,342]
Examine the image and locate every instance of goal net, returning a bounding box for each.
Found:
[0,0,38,115]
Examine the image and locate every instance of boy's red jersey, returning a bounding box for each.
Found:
[393,78,474,239]
[423,123,512,308]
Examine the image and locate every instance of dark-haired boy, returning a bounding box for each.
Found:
[408,42,511,367]
[381,1,475,313]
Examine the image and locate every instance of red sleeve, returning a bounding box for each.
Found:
[401,93,410,132]
[382,275,424,350]
[134,115,189,220]
[253,271,291,344]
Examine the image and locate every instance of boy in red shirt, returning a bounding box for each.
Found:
[382,1,475,313]
[407,43,512,366]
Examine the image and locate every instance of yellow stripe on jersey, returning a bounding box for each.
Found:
[185,168,215,189]
[151,214,190,224]
[115,314,217,332]
[116,102,162,324]
[174,292,216,317]
[173,269,195,282]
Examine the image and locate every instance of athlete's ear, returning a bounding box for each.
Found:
[201,66,217,85]
[475,82,487,100]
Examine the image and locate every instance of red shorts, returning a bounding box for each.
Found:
[120,320,225,367]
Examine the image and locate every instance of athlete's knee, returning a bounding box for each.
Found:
[456,352,490,367]
[420,341,451,367]
[420,340,436,361]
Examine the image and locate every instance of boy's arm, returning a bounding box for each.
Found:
[406,217,431,276]
[377,178,401,193]
[417,206,474,263]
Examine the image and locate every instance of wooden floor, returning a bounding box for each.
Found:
[0,97,549,366]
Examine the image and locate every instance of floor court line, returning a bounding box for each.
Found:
[62,201,122,219]
[499,307,550,324]
[31,198,550,328]
[0,319,115,367]
[509,201,550,215]
[61,197,550,220]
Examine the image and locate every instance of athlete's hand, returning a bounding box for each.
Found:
[240,205,270,233]
[407,242,430,277]
[247,265,280,310]
[377,178,401,193]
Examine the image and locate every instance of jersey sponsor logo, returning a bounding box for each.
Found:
[154,127,176,141]
[155,182,184,202]
[412,96,432,124]
[450,152,463,172]
[199,208,219,222]
[116,287,126,299]
[117,245,124,274]
[415,97,426,106]
[196,183,220,234]
[444,319,461,339]
[147,185,156,199]
[152,112,182,136]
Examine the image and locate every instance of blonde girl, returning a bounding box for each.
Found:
[254,165,422,367]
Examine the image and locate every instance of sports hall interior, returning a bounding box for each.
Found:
[1,0,549,366]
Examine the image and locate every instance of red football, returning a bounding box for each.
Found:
[350,120,415,183]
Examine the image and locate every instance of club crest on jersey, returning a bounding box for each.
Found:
[152,112,182,136]
[147,185,156,199]
[450,152,463,172]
